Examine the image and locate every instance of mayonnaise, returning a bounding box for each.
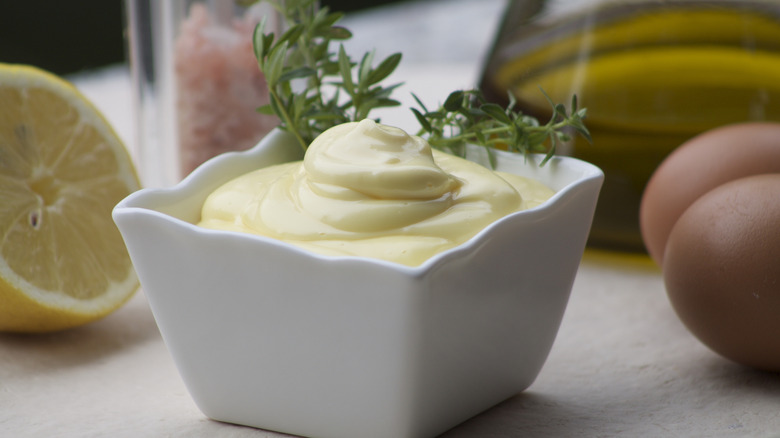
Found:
[198,119,554,266]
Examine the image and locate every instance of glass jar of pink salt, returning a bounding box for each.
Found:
[126,0,280,187]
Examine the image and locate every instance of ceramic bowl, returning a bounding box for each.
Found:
[113,129,603,438]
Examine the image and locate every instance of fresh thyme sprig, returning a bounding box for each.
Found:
[245,0,590,163]
[250,0,403,150]
[412,89,590,166]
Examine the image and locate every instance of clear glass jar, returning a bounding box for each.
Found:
[480,0,780,252]
[125,0,281,187]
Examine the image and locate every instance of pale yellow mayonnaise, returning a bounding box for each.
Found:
[198,120,554,266]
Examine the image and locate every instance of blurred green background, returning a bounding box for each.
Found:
[0,0,401,76]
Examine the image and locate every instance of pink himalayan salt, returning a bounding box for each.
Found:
[174,4,278,178]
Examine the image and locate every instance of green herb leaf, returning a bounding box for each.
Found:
[265,40,288,88]
[323,26,352,40]
[412,108,432,132]
[358,51,374,86]
[443,91,464,112]
[278,66,316,83]
[277,23,304,48]
[252,18,269,65]
[480,103,511,125]
[366,53,402,86]
[411,93,428,113]
[337,44,355,96]
[256,104,276,115]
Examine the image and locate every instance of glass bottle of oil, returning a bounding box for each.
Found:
[480,0,780,252]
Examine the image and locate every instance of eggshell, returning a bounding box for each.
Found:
[640,122,780,265]
[662,174,780,372]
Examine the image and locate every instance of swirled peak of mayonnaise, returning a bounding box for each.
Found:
[198,119,554,266]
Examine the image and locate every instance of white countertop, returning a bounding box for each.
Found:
[3,1,780,437]
[5,249,780,437]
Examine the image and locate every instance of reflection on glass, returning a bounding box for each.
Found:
[481,0,780,251]
[126,0,280,187]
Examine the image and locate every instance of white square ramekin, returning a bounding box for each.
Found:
[113,129,603,438]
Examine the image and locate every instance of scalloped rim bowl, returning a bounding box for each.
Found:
[113,129,603,438]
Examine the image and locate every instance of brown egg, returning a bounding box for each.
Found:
[640,122,780,266]
[663,174,780,372]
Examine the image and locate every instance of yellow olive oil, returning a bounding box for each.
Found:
[481,1,780,251]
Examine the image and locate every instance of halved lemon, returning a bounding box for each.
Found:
[0,63,141,332]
